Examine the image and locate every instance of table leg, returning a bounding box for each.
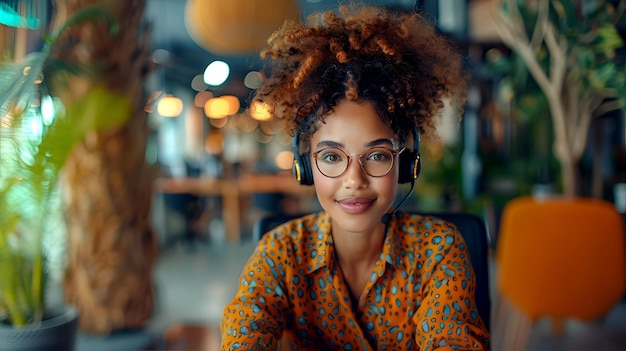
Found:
[222,180,240,243]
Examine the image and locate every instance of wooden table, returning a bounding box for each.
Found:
[153,172,315,242]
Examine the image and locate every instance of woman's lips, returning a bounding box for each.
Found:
[336,197,374,214]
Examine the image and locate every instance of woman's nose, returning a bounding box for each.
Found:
[342,157,368,188]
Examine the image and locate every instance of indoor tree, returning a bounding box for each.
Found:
[49,0,157,334]
[492,0,626,197]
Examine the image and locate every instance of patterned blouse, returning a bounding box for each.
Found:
[220,211,490,350]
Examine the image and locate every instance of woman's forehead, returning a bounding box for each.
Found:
[311,101,397,147]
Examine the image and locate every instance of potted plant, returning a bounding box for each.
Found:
[489,0,626,197]
[0,6,131,350]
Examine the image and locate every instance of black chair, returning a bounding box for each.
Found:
[253,212,492,330]
[162,193,208,250]
[162,162,209,251]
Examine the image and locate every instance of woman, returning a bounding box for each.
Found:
[220,5,490,350]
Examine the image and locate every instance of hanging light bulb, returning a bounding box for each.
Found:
[205,131,224,155]
[204,95,240,119]
[157,94,183,117]
[203,60,230,86]
[204,97,229,119]
[275,151,294,170]
[222,95,240,115]
[250,100,271,121]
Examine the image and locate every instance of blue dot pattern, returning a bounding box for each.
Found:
[220,211,490,350]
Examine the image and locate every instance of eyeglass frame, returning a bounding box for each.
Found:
[310,146,406,178]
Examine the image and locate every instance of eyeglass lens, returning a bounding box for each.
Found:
[313,147,398,178]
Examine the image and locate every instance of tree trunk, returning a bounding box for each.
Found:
[557,156,579,198]
[50,0,157,335]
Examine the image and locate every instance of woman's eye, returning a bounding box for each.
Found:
[320,151,342,163]
[367,150,389,162]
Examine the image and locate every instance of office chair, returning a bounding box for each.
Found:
[495,196,625,351]
[253,211,492,330]
[162,162,209,251]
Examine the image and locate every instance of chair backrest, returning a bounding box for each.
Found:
[253,211,492,329]
[497,196,625,321]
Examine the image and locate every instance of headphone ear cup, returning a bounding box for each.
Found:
[413,152,421,181]
[293,153,314,186]
[292,130,314,186]
[397,125,421,184]
[398,150,419,184]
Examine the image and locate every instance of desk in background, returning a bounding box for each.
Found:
[153,173,315,243]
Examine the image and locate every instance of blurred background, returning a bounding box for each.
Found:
[142,0,489,245]
[2,0,626,350]
[8,0,623,244]
[139,0,626,245]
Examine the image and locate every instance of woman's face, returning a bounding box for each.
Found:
[310,99,400,235]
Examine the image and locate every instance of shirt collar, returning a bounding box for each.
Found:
[382,216,409,272]
[303,211,334,275]
[303,212,408,275]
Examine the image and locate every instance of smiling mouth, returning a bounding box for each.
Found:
[336,198,374,214]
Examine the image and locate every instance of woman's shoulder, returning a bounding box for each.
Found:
[393,211,464,247]
[395,211,460,232]
[393,211,468,260]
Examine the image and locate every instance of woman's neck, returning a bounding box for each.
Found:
[332,225,386,300]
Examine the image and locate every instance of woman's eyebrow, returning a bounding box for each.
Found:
[365,138,395,148]
[315,140,343,149]
[315,138,395,150]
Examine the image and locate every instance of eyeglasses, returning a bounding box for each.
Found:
[311,146,405,178]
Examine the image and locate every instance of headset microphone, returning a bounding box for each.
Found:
[381,180,415,225]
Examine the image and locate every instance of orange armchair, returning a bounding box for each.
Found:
[495,196,625,350]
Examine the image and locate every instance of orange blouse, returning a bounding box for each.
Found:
[220,211,489,350]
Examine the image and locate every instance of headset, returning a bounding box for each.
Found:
[292,124,421,186]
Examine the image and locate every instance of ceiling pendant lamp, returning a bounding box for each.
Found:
[184,0,299,55]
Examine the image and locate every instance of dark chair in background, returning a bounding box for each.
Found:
[253,211,492,330]
[162,162,209,250]
[162,193,207,249]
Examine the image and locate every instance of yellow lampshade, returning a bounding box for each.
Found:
[184,0,299,54]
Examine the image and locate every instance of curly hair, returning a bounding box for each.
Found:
[252,4,468,149]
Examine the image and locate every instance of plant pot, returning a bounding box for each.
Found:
[0,307,78,351]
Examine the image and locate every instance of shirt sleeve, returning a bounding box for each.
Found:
[412,222,490,350]
[220,235,290,351]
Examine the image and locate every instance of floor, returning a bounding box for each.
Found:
[149,239,256,331]
[73,224,626,351]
